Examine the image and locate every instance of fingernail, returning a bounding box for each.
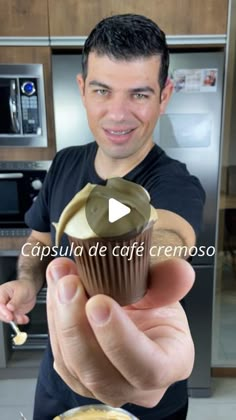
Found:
[49,264,71,283]
[58,280,78,303]
[88,302,110,325]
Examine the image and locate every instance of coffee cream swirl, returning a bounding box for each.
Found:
[53,178,157,245]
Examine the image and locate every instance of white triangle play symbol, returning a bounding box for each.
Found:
[108,198,131,223]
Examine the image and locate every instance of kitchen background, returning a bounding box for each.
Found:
[0,0,236,418]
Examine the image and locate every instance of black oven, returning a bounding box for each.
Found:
[0,161,51,235]
[0,64,48,147]
[0,162,51,355]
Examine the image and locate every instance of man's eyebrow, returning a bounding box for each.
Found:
[130,86,155,94]
[88,81,155,94]
[88,80,110,89]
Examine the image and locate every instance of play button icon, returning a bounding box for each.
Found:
[108,198,131,223]
[85,178,151,238]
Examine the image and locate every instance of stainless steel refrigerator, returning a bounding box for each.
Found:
[52,50,224,397]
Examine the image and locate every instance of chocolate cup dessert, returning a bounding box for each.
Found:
[53,178,157,306]
[68,224,153,305]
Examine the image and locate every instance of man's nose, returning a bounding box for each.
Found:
[108,96,129,121]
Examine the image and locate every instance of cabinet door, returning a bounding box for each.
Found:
[0,47,56,161]
[0,0,49,37]
[48,0,228,36]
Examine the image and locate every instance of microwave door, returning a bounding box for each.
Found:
[9,79,20,134]
[0,78,21,135]
[0,172,23,227]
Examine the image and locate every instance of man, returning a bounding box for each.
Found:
[0,14,205,419]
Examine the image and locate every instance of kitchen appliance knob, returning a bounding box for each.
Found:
[21,81,36,96]
[31,179,42,190]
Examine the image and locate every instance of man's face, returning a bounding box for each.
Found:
[77,53,172,160]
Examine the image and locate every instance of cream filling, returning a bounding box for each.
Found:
[13,332,28,346]
[53,183,96,246]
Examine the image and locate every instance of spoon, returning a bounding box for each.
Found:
[10,321,28,346]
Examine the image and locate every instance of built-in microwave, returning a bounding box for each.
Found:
[0,64,47,147]
[0,161,51,235]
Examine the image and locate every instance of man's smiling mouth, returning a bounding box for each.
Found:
[105,128,135,136]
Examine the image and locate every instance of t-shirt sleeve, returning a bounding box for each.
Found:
[24,153,59,232]
[149,161,206,237]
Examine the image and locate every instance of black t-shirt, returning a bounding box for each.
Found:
[25,142,205,418]
[26,142,205,245]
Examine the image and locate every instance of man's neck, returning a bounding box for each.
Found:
[95,142,154,180]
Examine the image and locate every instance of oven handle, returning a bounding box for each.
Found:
[0,173,24,179]
[9,79,21,134]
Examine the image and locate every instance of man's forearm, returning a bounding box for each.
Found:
[151,209,196,263]
[17,235,53,294]
[151,228,187,263]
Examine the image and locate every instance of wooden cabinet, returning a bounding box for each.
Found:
[0,0,49,37]
[48,0,228,36]
[0,0,229,38]
[0,47,56,161]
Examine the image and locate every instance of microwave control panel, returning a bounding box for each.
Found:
[20,78,40,135]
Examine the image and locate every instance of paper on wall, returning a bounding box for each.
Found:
[171,68,218,93]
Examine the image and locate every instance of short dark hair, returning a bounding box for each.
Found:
[82,14,169,91]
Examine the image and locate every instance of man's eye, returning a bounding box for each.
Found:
[133,93,148,99]
[95,89,108,96]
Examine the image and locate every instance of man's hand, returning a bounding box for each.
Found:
[46,257,195,407]
[0,279,37,324]
[0,230,52,325]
